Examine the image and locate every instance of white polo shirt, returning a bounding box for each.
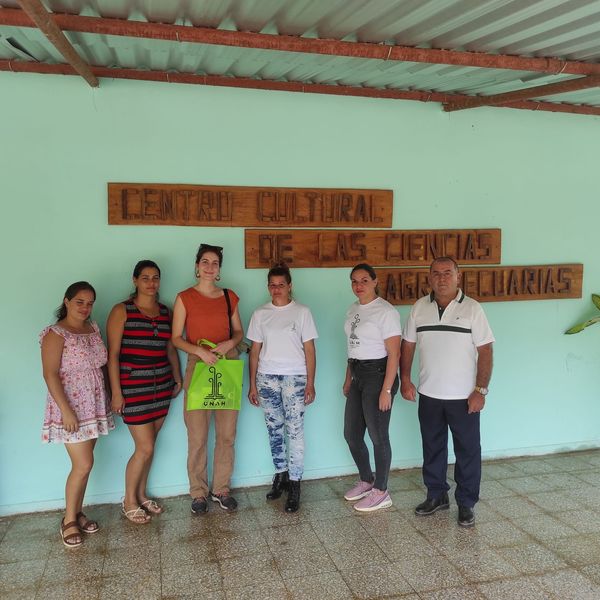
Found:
[345,296,402,360]
[403,289,494,399]
[247,300,318,375]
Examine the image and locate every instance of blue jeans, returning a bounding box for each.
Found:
[344,357,398,491]
[257,373,307,481]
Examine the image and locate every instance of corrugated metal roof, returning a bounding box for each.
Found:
[2,0,600,111]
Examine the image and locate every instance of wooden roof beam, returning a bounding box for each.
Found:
[3,59,600,117]
[444,75,600,112]
[2,7,600,77]
[14,1,98,87]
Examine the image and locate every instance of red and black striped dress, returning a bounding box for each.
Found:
[120,301,175,425]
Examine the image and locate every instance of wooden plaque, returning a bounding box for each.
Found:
[108,183,392,227]
[245,229,501,268]
[376,264,583,304]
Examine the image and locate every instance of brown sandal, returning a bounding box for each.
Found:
[60,519,82,548]
[76,511,100,534]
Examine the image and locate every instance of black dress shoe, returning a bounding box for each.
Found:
[414,493,450,516]
[458,505,475,527]
[285,480,301,513]
[266,471,289,500]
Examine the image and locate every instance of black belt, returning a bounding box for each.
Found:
[348,357,387,366]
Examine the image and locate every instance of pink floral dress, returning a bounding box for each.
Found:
[40,322,115,443]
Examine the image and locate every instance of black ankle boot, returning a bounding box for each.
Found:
[285,480,301,513]
[266,471,289,500]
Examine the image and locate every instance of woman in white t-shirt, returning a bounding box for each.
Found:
[342,263,401,512]
[247,262,318,513]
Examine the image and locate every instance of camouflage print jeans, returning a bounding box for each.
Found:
[256,373,307,482]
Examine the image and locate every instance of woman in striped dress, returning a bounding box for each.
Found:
[107,260,182,523]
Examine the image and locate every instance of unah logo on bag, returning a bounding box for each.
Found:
[187,338,243,412]
[204,366,226,407]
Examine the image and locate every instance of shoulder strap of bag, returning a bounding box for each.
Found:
[223,288,233,339]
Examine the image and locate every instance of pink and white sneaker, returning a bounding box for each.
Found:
[353,488,392,512]
[344,480,374,501]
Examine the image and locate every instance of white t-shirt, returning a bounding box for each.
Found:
[344,297,402,360]
[247,300,318,375]
[402,290,495,399]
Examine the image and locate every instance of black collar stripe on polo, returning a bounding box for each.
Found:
[416,325,472,334]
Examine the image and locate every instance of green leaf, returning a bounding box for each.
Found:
[565,316,600,334]
[592,294,600,311]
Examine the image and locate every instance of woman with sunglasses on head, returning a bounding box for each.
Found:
[247,262,317,513]
[41,282,114,548]
[342,263,401,512]
[106,260,182,524]
[172,244,244,514]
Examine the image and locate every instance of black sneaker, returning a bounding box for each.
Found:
[458,505,475,527]
[210,491,238,511]
[191,496,208,514]
[414,493,450,516]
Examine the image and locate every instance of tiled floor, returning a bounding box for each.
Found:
[3,450,600,599]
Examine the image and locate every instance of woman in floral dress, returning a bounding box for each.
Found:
[41,281,114,548]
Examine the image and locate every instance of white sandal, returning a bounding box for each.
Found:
[121,502,151,524]
[141,499,164,515]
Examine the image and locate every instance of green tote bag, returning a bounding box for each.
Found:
[186,339,244,411]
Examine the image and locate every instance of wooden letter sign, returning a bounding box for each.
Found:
[108,183,392,227]
[245,229,501,268]
[377,264,583,304]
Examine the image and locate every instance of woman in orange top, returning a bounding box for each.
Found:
[172,244,244,514]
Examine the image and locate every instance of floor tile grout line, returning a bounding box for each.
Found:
[306,516,392,599]
[4,450,600,599]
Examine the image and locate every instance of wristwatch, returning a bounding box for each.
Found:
[474,386,488,396]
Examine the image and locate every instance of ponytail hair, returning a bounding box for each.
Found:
[130,259,161,299]
[133,259,161,279]
[350,263,379,296]
[268,261,292,285]
[55,281,96,321]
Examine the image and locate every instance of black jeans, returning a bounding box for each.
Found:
[343,357,399,491]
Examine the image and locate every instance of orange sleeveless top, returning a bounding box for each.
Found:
[178,287,239,346]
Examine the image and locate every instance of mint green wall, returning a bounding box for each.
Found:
[1,72,599,515]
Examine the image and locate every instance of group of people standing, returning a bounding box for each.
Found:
[40,244,494,549]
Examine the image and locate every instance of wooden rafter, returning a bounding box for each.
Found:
[2,7,600,77]
[3,6,600,115]
[444,75,600,112]
[3,59,600,117]
[14,1,98,87]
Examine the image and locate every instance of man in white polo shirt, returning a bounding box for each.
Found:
[400,256,494,527]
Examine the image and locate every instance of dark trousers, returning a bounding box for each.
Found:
[418,393,481,508]
[344,358,399,491]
